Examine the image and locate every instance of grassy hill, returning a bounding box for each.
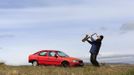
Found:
[0,63,134,75]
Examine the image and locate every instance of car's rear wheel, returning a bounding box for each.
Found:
[61,61,70,67]
[32,61,38,66]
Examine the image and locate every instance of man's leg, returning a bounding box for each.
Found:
[90,53,100,67]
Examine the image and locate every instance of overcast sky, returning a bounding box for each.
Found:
[0,0,134,65]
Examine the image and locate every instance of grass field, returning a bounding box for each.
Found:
[0,63,134,75]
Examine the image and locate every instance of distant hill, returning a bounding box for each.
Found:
[82,54,134,64]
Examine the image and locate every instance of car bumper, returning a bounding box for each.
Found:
[70,61,84,67]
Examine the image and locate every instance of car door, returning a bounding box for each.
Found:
[38,51,49,65]
[48,51,61,65]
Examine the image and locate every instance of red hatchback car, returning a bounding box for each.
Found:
[28,50,84,67]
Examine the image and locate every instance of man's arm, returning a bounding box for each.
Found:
[86,39,93,44]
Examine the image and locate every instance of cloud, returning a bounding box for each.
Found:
[0,0,84,8]
[0,0,134,30]
[120,22,134,31]
[0,34,15,38]
[100,26,107,31]
[1,0,134,65]
[0,2,134,30]
[0,47,3,50]
[0,0,134,9]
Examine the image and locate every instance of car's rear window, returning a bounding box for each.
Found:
[39,52,47,56]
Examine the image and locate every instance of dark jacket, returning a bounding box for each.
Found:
[87,35,102,55]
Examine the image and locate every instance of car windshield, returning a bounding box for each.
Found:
[57,51,69,57]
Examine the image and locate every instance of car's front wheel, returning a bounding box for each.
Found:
[61,61,70,67]
[32,61,38,66]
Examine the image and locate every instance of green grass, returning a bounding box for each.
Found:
[0,63,134,75]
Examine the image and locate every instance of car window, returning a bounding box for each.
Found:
[39,52,47,56]
[49,52,56,57]
[57,51,69,57]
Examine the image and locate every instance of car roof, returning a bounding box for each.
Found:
[40,50,59,52]
[33,50,60,55]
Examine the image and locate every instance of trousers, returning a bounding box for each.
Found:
[90,53,100,67]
